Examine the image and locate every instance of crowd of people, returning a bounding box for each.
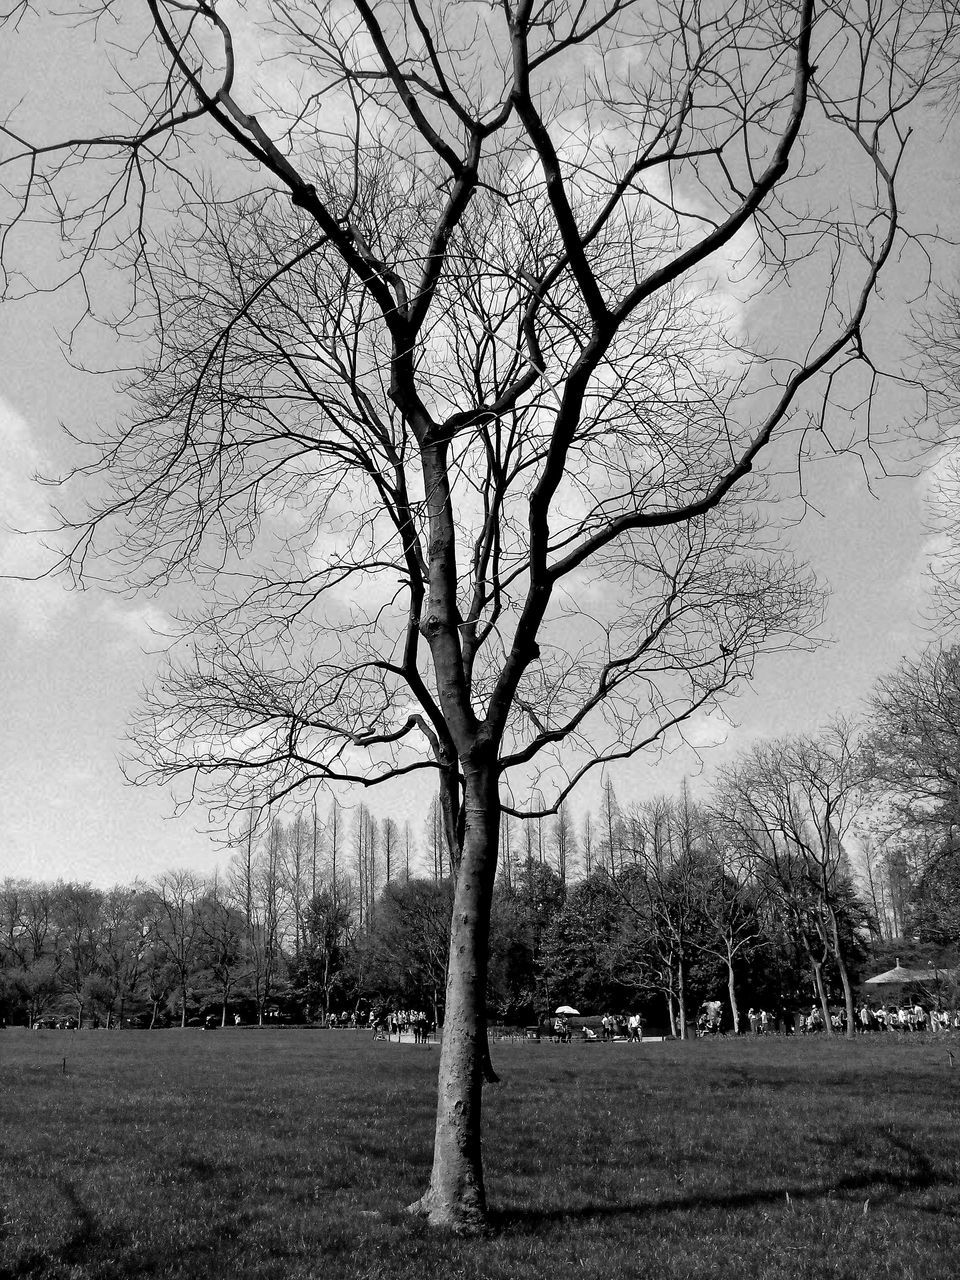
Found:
[368,1008,435,1043]
[856,1002,960,1033]
[551,1012,645,1042]
[788,1002,960,1035]
[694,999,960,1036]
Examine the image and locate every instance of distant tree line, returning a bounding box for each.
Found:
[5,648,960,1034]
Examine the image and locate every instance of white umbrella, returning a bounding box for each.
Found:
[554,1004,580,1016]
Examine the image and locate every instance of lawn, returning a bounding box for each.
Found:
[2,1029,959,1279]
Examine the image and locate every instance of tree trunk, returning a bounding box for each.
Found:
[726,946,740,1034]
[677,955,688,1040]
[408,765,498,1232]
[827,904,856,1040]
[811,959,832,1035]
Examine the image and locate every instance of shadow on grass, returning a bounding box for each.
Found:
[9,1179,250,1279]
[4,1180,117,1279]
[57,1180,105,1267]
[490,1133,951,1233]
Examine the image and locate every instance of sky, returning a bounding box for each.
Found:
[1,3,957,890]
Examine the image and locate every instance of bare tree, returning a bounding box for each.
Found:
[2,0,953,1229]
[693,821,769,1034]
[0,880,61,1026]
[53,883,104,1028]
[353,804,379,928]
[403,820,415,881]
[367,878,454,1028]
[147,870,206,1028]
[326,799,344,891]
[620,795,706,1037]
[283,811,313,961]
[305,884,355,1022]
[233,818,287,1024]
[867,644,960,850]
[714,723,872,1038]
[911,288,960,628]
[599,779,626,877]
[581,812,596,878]
[497,813,516,891]
[97,885,151,1029]
[196,872,247,1026]
[552,800,577,884]
[381,817,400,884]
[424,796,447,882]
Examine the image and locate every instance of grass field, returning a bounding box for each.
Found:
[2,1028,959,1279]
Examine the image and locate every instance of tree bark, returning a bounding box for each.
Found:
[677,955,688,1040]
[408,765,498,1232]
[726,946,740,1034]
[827,904,857,1040]
[811,958,833,1036]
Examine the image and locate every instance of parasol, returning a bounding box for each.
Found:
[554,1004,580,1016]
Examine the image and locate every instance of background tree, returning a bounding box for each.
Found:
[245,819,288,1025]
[53,883,104,1029]
[296,884,355,1022]
[3,0,954,1230]
[365,879,454,1026]
[0,881,61,1027]
[282,812,313,964]
[714,725,872,1037]
[353,806,379,932]
[97,886,150,1029]
[688,822,768,1034]
[618,796,711,1037]
[551,801,577,885]
[538,871,644,1015]
[196,875,248,1027]
[147,870,205,1028]
[911,287,960,630]
[486,880,536,1024]
[497,814,517,893]
[907,856,960,952]
[381,817,401,886]
[868,645,960,858]
[515,857,566,1015]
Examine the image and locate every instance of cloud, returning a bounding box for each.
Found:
[897,443,957,616]
[680,708,734,752]
[0,396,75,638]
[100,600,176,652]
[0,396,44,541]
[0,401,183,650]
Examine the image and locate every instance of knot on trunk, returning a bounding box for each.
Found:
[291,183,317,210]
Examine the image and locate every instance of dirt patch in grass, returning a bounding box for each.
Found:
[2,1030,959,1278]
